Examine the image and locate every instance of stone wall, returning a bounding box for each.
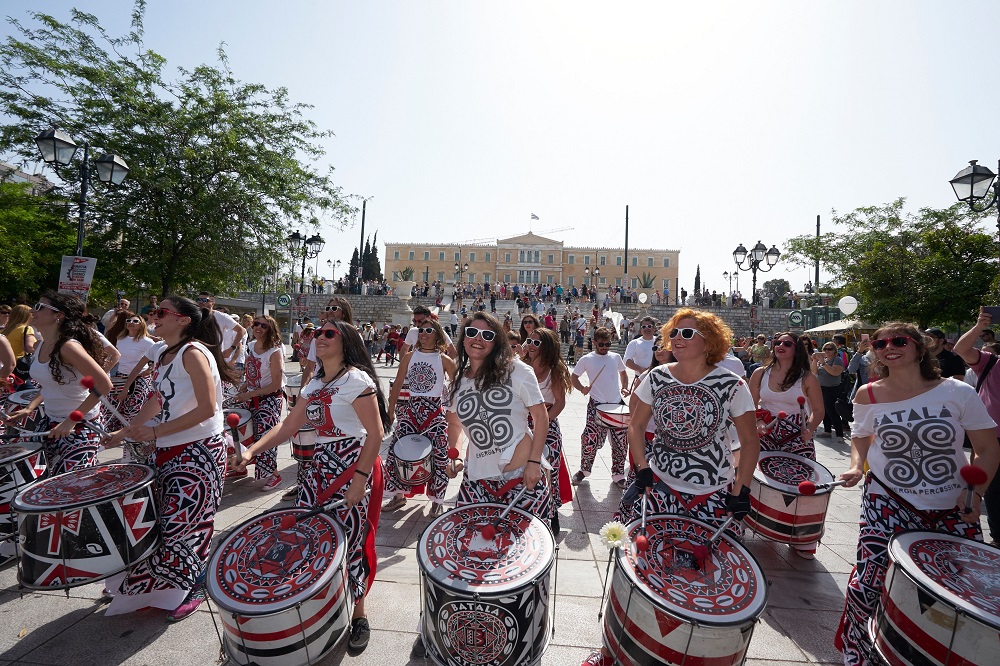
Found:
[236,291,808,339]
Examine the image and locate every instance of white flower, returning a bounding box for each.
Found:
[599,521,629,549]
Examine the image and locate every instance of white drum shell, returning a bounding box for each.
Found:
[393,434,433,486]
[596,403,630,430]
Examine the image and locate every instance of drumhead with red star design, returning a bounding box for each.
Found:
[620,514,767,625]
[889,531,1000,629]
[207,508,346,616]
[13,464,154,513]
[418,503,554,595]
[754,451,834,495]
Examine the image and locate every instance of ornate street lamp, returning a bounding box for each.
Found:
[950,159,1000,282]
[454,261,469,283]
[733,240,780,335]
[287,231,324,294]
[35,127,130,256]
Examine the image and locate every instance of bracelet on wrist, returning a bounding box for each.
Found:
[354,469,370,478]
[527,459,541,465]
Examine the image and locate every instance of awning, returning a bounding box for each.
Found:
[804,318,877,333]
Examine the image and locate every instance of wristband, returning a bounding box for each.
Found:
[354,469,370,478]
[527,460,541,465]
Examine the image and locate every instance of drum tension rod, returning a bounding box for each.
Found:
[551,544,560,637]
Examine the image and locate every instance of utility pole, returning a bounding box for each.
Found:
[357,199,367,294]
[624,205,629,295]
[815,214,820,291]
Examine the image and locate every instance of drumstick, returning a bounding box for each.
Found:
[763,411,788,434]
[481,484,532,540]
[635,492,650,552]
[960,465,988,515]
[0,430,53,440]
[68,410,110,437]
[797,395,808,439]
[225,412,242,451]
[447,447,460,475]
[587,364,606,389]
[798,479,849,495]
[80,376,131,427]
[692,515,735,569]
[278,488,372,529]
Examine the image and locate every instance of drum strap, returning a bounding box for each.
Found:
[408,403,444,432]
[650,469,715,511]
[867,472,956,524]
[478,476,524,499]
[249,389,283,410]
[314,461,363,506]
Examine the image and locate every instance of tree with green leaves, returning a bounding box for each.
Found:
[362,232,383,281]
[0,182,75,301]
[782,198,996,329]
[0,3,354,299]
[694,264,701,295]
[762,278,792,308]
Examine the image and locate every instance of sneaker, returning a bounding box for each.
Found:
[348,616,370,651]
[262,473,282,491]
[224,468,248,481]
[167,584,206,622]
[582,650,611,666]
[429,502,445,517]
[571,471,586,486]
[282,485,300,500]
[383,495,407,511]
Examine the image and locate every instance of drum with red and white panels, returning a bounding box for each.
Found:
[418,503,555,666]
[207,507,351,666]
[744,451,834,545]
[0,441,46,545]
[13,463,160,590]
[290,426,316,463]
[603,514,768,666]
[392,434,433,487]
[869,531,1000,666]
[596,403,631,430]
[224,408,254,456]
[6,389,46,433]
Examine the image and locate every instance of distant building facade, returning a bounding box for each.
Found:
[384,232,679,295]
[0,162,55,195]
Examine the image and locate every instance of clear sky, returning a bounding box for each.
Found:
[6,1,1000,299]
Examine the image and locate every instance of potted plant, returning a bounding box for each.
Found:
[638,271,657,307]
[395,266,417,308]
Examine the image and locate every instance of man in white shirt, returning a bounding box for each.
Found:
[397,306,457,357]
[570,327,630,489]
[196,292,245,363]
[623,316,657,374]
[101,298,130,329]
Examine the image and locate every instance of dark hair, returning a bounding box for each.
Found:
[648,334,672,370]
[414,318,447,352]
[450,312,512,403]
[519,314,541,343]
[594,326,612,341]
[159,295,239,384]
[39,291,107,384]
[833,334,847,346]
[326,297,354,325]
[412,305,433,318]
[316,320,390,431]
[870,322,941,381]
[762,331,812,391]
[530,327,572,395]
[253,315,282,350]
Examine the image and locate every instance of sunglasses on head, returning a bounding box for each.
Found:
[325,305,341,312]
[773,340,795,348]
[525,339,542,347]
[464,326,497,342]
[669,327,704,340]
[252,321,269,328]
[33,302,60,313]
[872,336,915,350]
[316,329,339,339]
[417,326,435,334]
[151,307,184,318]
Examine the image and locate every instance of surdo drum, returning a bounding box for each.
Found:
[596,403,631,430]
[603,515,768,666]
[743,452,835,545]
[283,373,303,406]
[869,532,1000,666]
[7,390,46,433]
[290,426,317,463]
[392,434,433,487]
[0,441,45,546]
[418,504,555,666]
[13,464,160,590]
[207,507,351,666]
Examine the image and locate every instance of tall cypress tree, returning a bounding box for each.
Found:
[694,264,701,295]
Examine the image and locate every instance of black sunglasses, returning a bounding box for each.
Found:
[773,340,795,348]
[464,327,497,342]
[872,336,914,350]
[317,329,339,339]
[252,321,269,328]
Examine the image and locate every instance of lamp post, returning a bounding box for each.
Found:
[287,231,325,294]
[722,271,733,306]
[34,127,129,257]
[454,261,469,284]
[327,259,341,283]
[950,159,1000,290]
[733,241,780,336]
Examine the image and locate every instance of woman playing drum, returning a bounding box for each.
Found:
[233,320,390,652]
[749,331,825,558]
[835,322,999,666]
[447,312,551,519]
[104,295,236,621]
[3,293,110,476]
[232,315,285,491]
[383,317,455,515]
[524,326,573,534]
[106,312,155,433]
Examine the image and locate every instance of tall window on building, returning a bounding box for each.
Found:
[409,251,414,260]
[548,254,554,264]
[568,276,575,286]
[662,278,670,291]
[568,255,575,264]
[468,273,475,283]
[631,277,638,289]
[519,250,525,262]
[484,273,491,284]
[470,252,476,262]
[504,274,511,282]
[546,275,553,284]
[662,257,670,267]
[437,272,444,281]
[485,252,491,262]
[533,250,540,263]
[584,255,590,265]
[424,251,430,261]
[454,252,460,262]
[506,252,512,263]
[632,257,638,267]
[600,255,606,266]
[439,251,445,261]
[394,251,400,260]
[647,257,653,267]
[616,278,622,287]
[616,256,622,266]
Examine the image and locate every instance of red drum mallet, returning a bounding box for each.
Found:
[226,412,242,449]
[447,447,460,475]
[69,409,110,437]
[481,484,532,541]
[960,464,988,515]
[278,488,371,529]
[81,375,130,427]
[635,491,651,553]
[797,395,808,439]
[798,479,849,495]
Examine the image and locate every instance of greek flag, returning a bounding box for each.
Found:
[530,213,539,220]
